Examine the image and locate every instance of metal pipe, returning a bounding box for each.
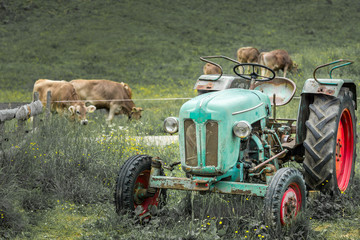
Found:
[249,149,288,172]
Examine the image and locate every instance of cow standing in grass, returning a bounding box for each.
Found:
[236,47,260,74]
[258,49,298,78]
[70,79,143,122]
[33,79,96,125]
[237,47,260,64]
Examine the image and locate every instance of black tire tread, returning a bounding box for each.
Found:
[303,89,357,194]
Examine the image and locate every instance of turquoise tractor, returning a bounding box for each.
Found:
[115,56,356,229]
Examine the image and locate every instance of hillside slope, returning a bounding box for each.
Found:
[0,0,359,96]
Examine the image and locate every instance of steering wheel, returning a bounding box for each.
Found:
[233,63,275,82]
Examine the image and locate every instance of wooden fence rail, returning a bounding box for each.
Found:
[0,100,43,122]
[0,93,43,160]
[0,92,43,125]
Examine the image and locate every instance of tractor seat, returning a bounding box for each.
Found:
[254,77,296,106]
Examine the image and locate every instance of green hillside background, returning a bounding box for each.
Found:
[1,0,360,101]
[1,0,360,239]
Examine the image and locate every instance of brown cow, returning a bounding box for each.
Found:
[258,49,298,78]
[236,47,260,74]
[70,79,143,122]
[33,79,96,125]
[237,47,260,64]
[203,63,221,75]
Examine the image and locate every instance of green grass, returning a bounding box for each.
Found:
[1,0,360,239]
[1,0,360,98]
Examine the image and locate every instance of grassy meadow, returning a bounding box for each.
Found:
[1,0,360,239]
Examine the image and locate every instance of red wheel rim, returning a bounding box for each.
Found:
[134,170,160,216]
[280,183,302,225]
[335,108,354,192]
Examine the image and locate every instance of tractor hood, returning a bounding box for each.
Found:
[179,88,271,176]
[180,88,271,123]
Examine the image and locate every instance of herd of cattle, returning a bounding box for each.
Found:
[203,47,298,78]
[32,48,296,124]
[33,79,143,125]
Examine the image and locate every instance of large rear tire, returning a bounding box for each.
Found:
[303,88,356,194]
[115,155,166,218]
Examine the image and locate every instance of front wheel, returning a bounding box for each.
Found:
[264,168,306,229]
[115,155,166,218]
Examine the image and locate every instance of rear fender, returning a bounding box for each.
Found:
[296,78,357,145]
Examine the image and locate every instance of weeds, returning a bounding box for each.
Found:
[0,102,359,239]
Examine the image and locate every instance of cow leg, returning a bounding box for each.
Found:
[238,65,244,74]
[260,67,266,77]
[107,104,116,123]
[283,65,289,78]
[261,68,271,77]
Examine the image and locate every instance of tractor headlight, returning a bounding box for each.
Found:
[233,121,252,139]
[163,117,179,134]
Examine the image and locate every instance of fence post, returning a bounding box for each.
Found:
[0,121,3,160]
[33,92,39,129]
[17,108,25,133]
[0,121,3,143]
[46,90,51,120]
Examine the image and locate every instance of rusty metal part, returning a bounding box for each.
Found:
[152,157,181,171]
[150,176,211,191]
[284,196,297,220]
[149,176,268,197]
[254,77,296,106]
[264,129,283,150]
[135,157,175,205]
[206,82,214,89]
[313,59,354,84]
[281,135,289,143]
[134,184,157,205]
[196,82,215,90]
[317,86,335,95]
[264,164,277,176]
[248,164,276,182]
[151,157,162,168]
[211,181,267,196]
[249,149,288,173]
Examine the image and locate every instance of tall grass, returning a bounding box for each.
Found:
[0,105,184,237]
[1,98,359,239]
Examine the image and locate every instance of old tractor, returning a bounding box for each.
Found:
[115,56,356,229]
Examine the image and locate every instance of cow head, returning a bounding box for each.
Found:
[291,62,299,72]
[129,107,143,120]
[68,104,96,125]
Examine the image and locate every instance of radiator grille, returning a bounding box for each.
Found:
[184,119,197,166]
[205,121,218,166]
